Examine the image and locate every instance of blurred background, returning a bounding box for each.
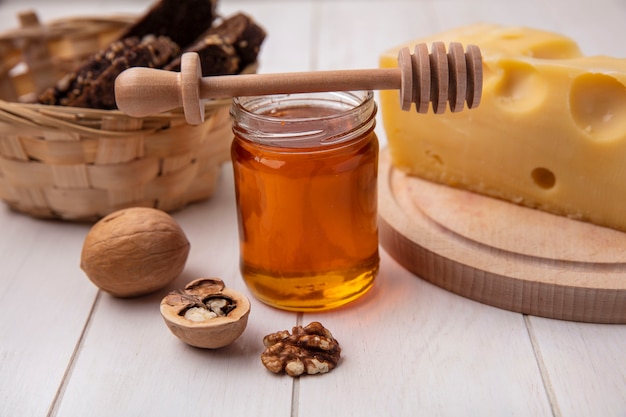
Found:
[2,0,625,75]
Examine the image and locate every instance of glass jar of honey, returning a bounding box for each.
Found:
[230,91,379,312]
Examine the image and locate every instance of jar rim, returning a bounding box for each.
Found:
[232,90,374,121]
[230,91,377,147]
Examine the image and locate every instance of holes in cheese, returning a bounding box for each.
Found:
[531,167,556,190]
[493,60,546,112]
[569,73,626,142]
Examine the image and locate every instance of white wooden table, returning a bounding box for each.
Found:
[1,0,625,416]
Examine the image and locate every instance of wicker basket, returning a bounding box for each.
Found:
[0,11,235,221]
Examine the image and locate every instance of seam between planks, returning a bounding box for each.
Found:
[291,313,304,417]
[524,315,562,417]
[294,0,317,412]
[46,291,102,417]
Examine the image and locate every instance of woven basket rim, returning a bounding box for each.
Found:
[0,98,233,137]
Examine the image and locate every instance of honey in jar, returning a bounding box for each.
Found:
[230,91,379,311]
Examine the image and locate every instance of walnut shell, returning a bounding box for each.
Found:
[160,278,251,349]
[80,207,190,298]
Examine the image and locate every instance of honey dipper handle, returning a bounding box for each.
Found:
[115,42,482,125]
[198,68,401,99]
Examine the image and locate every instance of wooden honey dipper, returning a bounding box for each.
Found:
[115,42,482,125]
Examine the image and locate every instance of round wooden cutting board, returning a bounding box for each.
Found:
[378,150,626,324]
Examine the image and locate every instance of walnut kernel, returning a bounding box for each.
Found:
[160,278,250,349]
[261,322,341,377]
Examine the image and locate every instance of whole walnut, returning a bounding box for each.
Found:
[80,207,190,297]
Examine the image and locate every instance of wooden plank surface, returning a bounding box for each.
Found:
[0,1,625,416]
[529,317,626,417]
[0,215,96,417]
[300,253,554,416]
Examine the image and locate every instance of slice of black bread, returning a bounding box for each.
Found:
[207,13,267,71]
[37,37,142,106]
[115,0,218,50]
[163,34,240,76]
[67,36,180,109]
[164,12,266,75]
[38,36,179,109]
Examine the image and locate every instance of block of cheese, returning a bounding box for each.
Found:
[379,24,626,232]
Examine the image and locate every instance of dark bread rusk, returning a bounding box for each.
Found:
[163,34,239,76]
[37,37,141,106]
[164,12,266,75]
[115,0,218,50]
[38,36,179,109]
[67,36,180,109]
[207,13,267,71]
